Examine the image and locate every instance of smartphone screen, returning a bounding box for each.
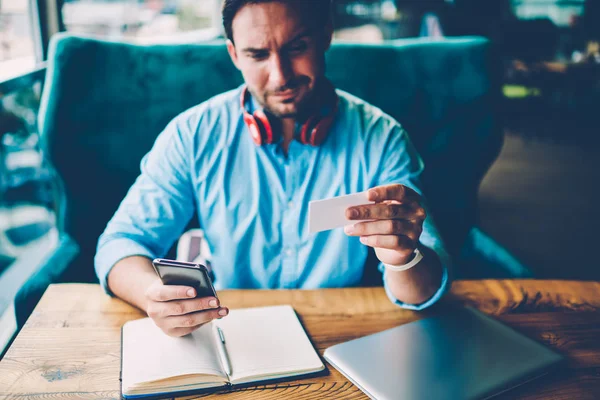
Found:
[152,259,218,299]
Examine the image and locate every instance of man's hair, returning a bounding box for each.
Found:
[222,0,332,43]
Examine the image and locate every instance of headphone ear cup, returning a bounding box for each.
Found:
[243,113,264,145]
[310,115,335,146]
[254,109,274,144]
[300,116,318,145]
[302,114,335,146]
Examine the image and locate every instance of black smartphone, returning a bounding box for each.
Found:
[151,258,218,299]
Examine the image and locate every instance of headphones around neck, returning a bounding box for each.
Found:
[240,85,338,146]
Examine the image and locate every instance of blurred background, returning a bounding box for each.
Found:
[1,0,599,353]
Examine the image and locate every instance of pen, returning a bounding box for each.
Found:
[215,326,232,376]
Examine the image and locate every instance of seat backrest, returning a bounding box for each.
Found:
[39,33,501,282]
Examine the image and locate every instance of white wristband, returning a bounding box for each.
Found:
[383,248,423,272]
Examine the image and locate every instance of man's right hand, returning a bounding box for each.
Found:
[144,279,229,337]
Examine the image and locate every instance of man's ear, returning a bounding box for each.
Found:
[226,39,240,70]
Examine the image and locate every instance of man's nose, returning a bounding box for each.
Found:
[269,54,293,88]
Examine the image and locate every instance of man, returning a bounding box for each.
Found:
[95,0,451,337]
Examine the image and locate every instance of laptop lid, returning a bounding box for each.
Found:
[324,307,564,400]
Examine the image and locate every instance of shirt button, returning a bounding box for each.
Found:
[288,201,294,208]
[285,248,293,257]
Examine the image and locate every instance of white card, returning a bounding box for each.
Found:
[308,191,374,233]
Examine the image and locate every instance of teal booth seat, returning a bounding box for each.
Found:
[15,33,531,326]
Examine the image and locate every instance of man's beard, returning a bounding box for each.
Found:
[261,76,313,119]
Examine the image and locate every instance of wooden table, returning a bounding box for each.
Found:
[1,280,600,399]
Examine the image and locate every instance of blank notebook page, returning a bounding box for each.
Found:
[122,317,225,388]
[215,305,323,382]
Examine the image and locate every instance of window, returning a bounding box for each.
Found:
[511,0,586,27]
[61,0,223,43]
[0,0,38,81]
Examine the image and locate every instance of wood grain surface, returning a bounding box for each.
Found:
[1,280,599,399]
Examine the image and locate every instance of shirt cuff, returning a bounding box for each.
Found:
[380,261,450,311]
[94,237,155,297]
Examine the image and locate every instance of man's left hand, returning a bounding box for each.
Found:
[344,184,426,266]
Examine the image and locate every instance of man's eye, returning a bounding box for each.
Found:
[250,52,268,61]
[289,42,308,53]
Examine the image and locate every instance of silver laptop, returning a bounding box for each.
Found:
[324,307,564,400]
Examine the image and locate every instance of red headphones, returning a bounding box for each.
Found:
[240,85,338,146]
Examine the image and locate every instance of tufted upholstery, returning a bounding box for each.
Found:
[10,33,530,326]
[37,34,505,283]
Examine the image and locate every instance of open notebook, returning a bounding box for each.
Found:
[121,305,325,399]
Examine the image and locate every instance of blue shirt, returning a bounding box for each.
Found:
[95,86,451,310]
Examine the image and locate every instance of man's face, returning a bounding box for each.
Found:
[227,2,331,119]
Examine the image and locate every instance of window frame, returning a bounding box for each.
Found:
[0,0,60,86]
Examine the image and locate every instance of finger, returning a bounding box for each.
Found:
[166,323,207,338]
[146,283,196,302]
[359,234,415,252]
[346,203,426,221]
[367,184,421,203]
[167,307,229,330]
[159,296,220,318]
[345,219,417,237]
